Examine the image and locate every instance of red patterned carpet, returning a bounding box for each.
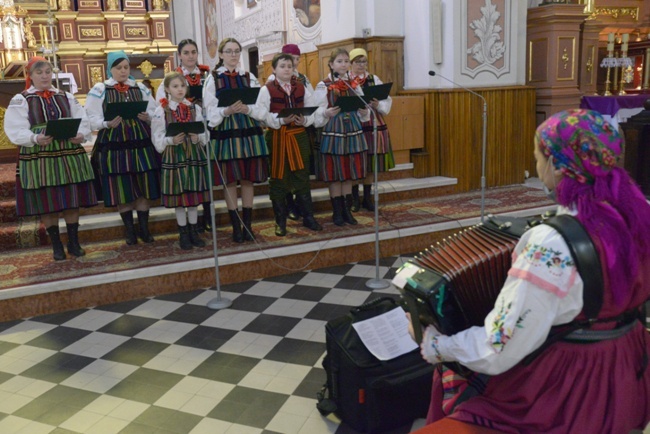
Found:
[0,185,553,291]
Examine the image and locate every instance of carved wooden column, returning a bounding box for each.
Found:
[146,10,175,54]
[103,11,127,50]
[578,18,599,95]
[527,4,588,124]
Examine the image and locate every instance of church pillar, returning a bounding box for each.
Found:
[527,4,588,124]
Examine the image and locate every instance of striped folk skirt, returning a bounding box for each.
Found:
[16,139,97,216]
[319,112,368,182]
[362,111,395,173]
[208,113,269,185]
[91,137,161,207]
[160,140,211,208]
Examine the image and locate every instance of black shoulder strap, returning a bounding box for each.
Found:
[543,214,603,319]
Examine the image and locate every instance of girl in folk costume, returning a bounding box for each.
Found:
[203,38,269,243]
[257,53,322,236]
[411,110,650,434]
[348,48,394,212]
[4,56,96,261]
[86,50,160,246]
[313,48,369,226]
[152,72,209,250]
[156,39,212,233]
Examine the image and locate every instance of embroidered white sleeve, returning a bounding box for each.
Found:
[4,94,34,147]
[427,224,584,375]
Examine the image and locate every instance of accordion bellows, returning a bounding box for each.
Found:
[400,219,525,336]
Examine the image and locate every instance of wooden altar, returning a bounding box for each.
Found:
[0,0,176,162]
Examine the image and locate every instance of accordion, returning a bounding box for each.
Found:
[395,216,531,341]
[395,213,603,344]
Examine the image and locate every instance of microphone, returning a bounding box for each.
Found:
[429,70,488,223]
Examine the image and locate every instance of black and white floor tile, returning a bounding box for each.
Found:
[0,256,430,434]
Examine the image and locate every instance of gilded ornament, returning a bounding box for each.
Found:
[90,66,103,86]
[137,59,156,78]
[561,48,569,70]
[58,0,71,10]
[107,0,120,11]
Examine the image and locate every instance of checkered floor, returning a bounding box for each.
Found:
[0,256,429,434]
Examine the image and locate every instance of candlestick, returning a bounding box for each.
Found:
[643,48,650,90]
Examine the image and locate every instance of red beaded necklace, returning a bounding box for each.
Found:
[171,102,192,123]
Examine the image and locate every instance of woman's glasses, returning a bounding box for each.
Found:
[222,50,241,55]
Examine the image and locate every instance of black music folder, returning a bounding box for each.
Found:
[188,85,203,100]
[277,106,318,118]
[44,118,82,140]
[217,87,260,107]
[334,96,367,112]
[104,101,149,120]
[165,121,205,137]
[362,82,393,101]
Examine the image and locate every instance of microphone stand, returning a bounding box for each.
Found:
[335,72,389,289]
[199,78,232,310]
[429,71,488,223]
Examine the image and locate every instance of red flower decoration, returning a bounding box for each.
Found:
[159,98,169,108]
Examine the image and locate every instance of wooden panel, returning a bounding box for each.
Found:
[384,96,425,153]
[304,51,319,87]
[400,86,537,192]
[393,150,410,165]
[402,114,424,150]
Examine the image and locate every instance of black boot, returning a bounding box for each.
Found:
[362,184,375,212]
[343,194,358,225]
[242,207,255,241]
[350,185,361,212]
[137,210,155,243]
[200,202,212,233]
[66,222,86,257]
[189,223,206,247]
[331,197,345,227]
[229,209,244,243]
[178,225,192,250]
[297,193,322,231]
[286,193,300,221]
[120,211,138,245]
[272,199,288,236]
[46,225,66,261]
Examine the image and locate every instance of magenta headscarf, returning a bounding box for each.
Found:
[536,109,650,305]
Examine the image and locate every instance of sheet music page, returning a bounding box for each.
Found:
[351,307,418,361]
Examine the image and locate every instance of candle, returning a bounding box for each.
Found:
[622,33,629,43]
[607,42,614,52]
[608,32,615,43]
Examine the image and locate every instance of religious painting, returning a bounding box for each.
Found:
[246,0,256,8]
[293,0,320,28]
[13,0,56,10]
[203,0,219,68]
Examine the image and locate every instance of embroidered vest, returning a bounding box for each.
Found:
[22,91,72,125]
[322,78,352,108]
[213,70,253,97]
[266,79,305,113]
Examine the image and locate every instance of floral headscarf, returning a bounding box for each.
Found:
[535,109,622,185]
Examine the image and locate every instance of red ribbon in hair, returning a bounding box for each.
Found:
[24,56,49,90]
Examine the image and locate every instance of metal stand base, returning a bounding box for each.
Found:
[206,293,232,310]
[365,278,391,290]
